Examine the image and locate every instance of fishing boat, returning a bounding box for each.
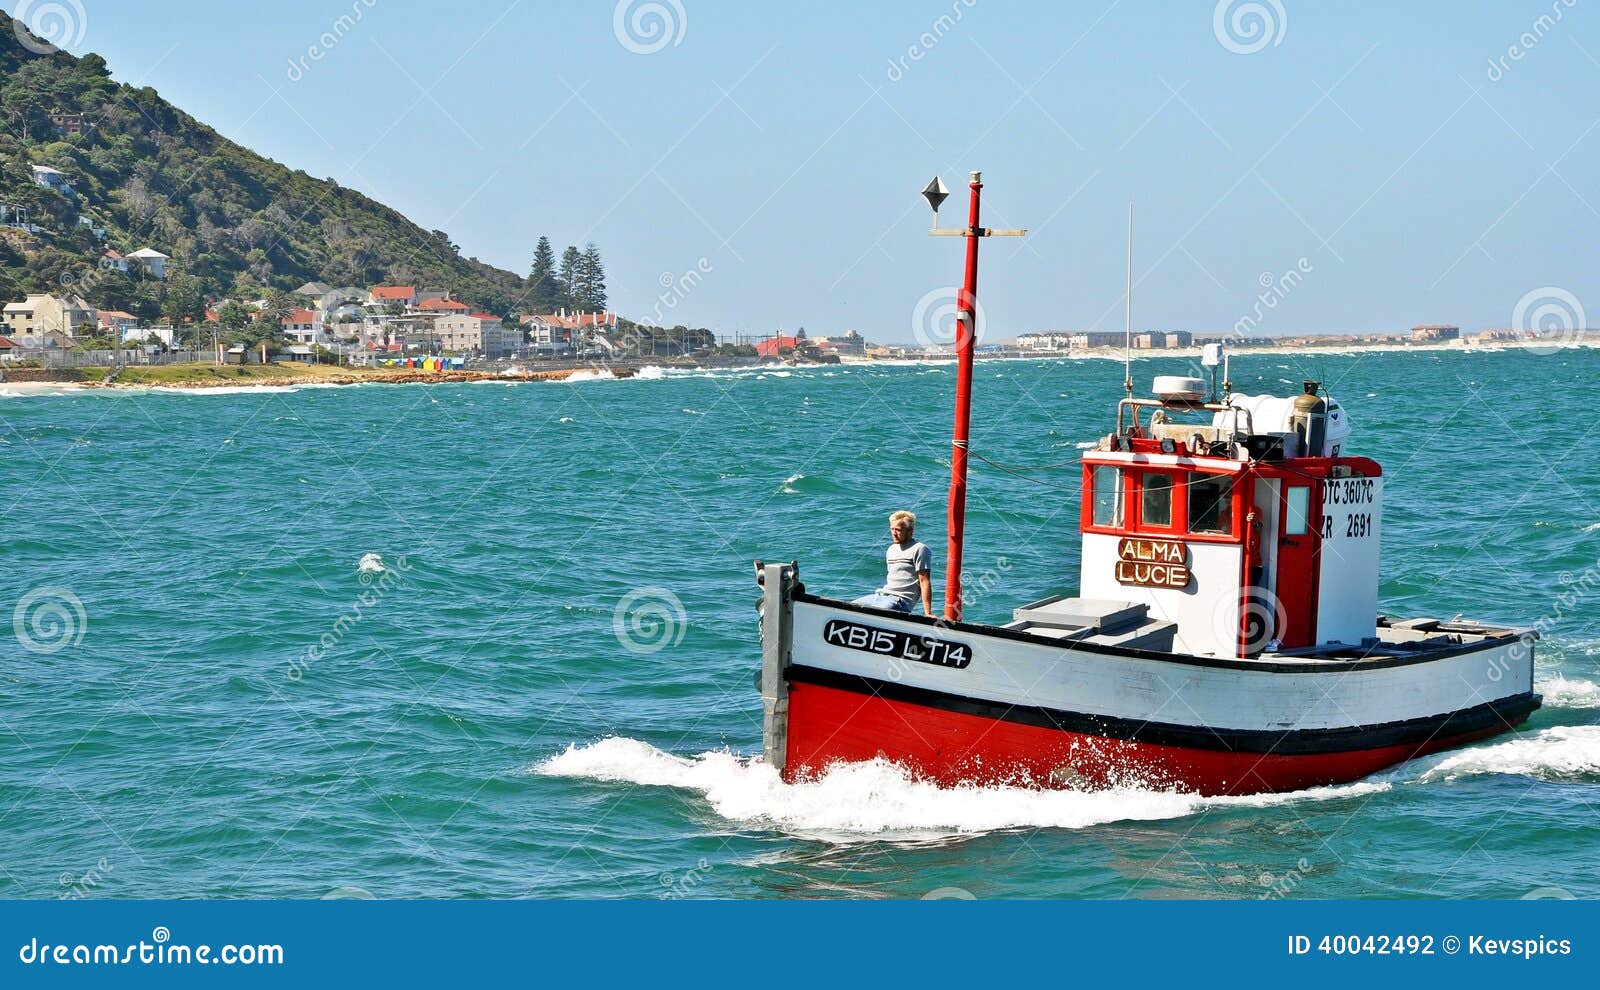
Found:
[752,173,1539,796]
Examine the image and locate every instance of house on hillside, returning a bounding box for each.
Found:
[281,309,324,345]
[98,310,139,337]
[0,336,19,361]
[48,110,88,136]
[295,281,333,299]
[367,285,416,309]
[100,249,128,273]
[2,293,96,344]
[30,165,73,196]
[127,248,168,278]
[416,296,469,315]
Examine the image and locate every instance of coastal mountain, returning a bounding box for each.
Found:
[0,11,526,320]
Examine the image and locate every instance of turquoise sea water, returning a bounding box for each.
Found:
[2,349,1598,900]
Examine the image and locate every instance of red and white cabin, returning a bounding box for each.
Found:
[755,375,1540,795]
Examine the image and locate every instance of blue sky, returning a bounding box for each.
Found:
[10,0,1598,341]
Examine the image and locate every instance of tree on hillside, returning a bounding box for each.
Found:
[576,242,607,312]
[527,236,560,314]
[162,270,205,325]
[216,300,250,331]
[558,245,582,311]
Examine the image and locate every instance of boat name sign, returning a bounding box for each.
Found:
[823,619,973,669]
[1115,537,1191,589]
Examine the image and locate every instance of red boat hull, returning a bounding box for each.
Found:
[783,679,1528,797]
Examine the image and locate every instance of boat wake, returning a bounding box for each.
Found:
[1409,725,1600,784]
[533,737,1386,840]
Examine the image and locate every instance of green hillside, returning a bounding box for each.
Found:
[0,11,526,321]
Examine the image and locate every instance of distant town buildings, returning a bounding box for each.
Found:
[1411,324,1460,343]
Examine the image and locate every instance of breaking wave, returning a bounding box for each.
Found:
[1413,725,1600,783]
[1541,676,1600,709]
[533,737,1385,840]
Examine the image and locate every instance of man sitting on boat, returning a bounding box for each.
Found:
[852,511,933,615]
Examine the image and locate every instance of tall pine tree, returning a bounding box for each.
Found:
[558,245,582,311]
[527,236,560,314]
[576,243,607,312]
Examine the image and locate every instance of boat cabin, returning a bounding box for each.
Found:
[1074,378,1383,658]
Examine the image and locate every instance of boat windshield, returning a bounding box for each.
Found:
[1187,474,1233,535]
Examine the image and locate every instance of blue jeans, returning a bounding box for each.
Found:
[852,592,916,613]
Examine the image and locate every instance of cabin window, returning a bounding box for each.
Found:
[1285,486,1311,535]
[1187,475,1233,535]
[1092,465,1123,526]
[1140,473,1173,528]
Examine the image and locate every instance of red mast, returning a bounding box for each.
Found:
[924,171,1025,622]
[944,174,983,621]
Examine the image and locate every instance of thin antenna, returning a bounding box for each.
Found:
[1123,201,1134,397]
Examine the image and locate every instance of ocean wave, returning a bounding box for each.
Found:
[1541,676,1600,709]
[356,552,387,575]
[534,737,1385,840]
[1413,725,1600,783]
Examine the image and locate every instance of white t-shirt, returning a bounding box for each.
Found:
[880,540,931,601]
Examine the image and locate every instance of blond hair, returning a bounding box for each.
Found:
[889,510,916,534]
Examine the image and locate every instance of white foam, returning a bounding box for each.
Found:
[1415,725,1600,783]
[356,552,386,574]
[561,369,616,383]
[634,365,667,380]
[1541,676,1600,709]
[534,737,1385,840]
[779,472,805,494]
[1582,522,1600,533]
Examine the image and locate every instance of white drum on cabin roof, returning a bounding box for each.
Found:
[1152,376,1207,402]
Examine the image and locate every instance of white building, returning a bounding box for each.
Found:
[30,165,73,195]
[280,309,325,345]
[127,248,169,278]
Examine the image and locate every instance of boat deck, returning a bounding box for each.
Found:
[1005,595,1535,662]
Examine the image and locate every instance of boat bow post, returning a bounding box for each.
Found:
[756,560,798,773]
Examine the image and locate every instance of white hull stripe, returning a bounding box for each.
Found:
[787,664,1541,756]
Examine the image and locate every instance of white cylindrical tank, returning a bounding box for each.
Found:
[1214,392,1353,456]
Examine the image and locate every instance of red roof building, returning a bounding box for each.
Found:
[418,297,469,313]
[755,335,803,358]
